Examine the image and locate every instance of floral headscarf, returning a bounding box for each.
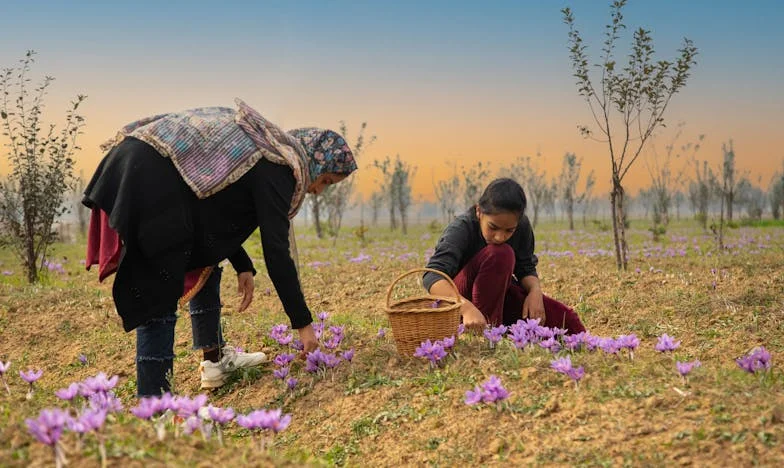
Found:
[287,128,358,181]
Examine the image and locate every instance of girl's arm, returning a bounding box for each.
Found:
[520,275,545,322]
[429,279,486,331]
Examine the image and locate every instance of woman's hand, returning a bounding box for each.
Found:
[297,324,319,359]
[237,271,254,312]
[461,301,487,332]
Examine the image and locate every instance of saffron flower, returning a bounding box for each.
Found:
[273,367,289,380]
[273,353,296,367]
[20,368,43,400]
[538,337,562,354]
[440,336,456,351]
[78,354,88,365]
[26,408,70,467]
[483,325,507,349]
[465,375,509,407]
[616,334,640,359]
[286,377,298,390]
[377,328,386,338]
[206,406,235,446]
[236,408,292,450]
[550,355,585,388]
[0,361,10,395]
[655,334,681,353]
[341,348,355,362]
[55,383,80,402]
[317,311,329,322]
[457,323,466,336]
[736,347,772,374]
[675,360,702,384]
[413,340,447,368]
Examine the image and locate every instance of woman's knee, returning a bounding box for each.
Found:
[481,243,515,271]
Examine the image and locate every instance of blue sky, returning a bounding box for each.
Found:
[1,0,782,197]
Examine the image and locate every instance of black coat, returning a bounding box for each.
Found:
[83,137,311,331]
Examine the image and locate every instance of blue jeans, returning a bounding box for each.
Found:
[135,266,225,397]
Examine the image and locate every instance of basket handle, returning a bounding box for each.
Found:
[385,267,462,309]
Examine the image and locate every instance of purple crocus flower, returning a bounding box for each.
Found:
[80,372,119,396]
[130,398,158,420]
[78,408,108,432]
[655,334,681,353]
[736,347,772,374]
[267,409,292,434]
[20,368,43,384]
[566,366,585,382]
[317,311,329,322]
[413,340,447,367]
[464,387,483,406]
[676,360,702,379]
[183,416,202,436]
[207,406,235,425]
[26,408,70,467]
[20,369,43,400]
[483,325,507,349]
[480,375,509,404]
[440,336,455,351]
[26,408,70,446]
[598,338,622,356]
[377,328,386,338]
[341,348,355,362]
[290,339,304,351]
[550,356,573,373]
[538,337,562,354]
[562,333,584,352]
[286,377,298,390]
[78,354,88,365]
[55,383,80,401]
[457,323,465,336]
[273,367,289,380]
[616,334,640,359]
[273,353,296,368]
[88,392,124,413]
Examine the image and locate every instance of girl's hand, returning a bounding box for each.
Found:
[523,288,546,322]
[297,324,319,359]
[237,271,254,312]
[461,301,487,332]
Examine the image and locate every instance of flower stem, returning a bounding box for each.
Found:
[1,376,9,395]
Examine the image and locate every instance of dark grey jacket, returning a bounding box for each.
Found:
[423,208,538,291]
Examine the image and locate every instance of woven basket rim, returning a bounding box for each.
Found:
[386,295,461,315]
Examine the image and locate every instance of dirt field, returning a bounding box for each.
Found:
[1,220,783,466]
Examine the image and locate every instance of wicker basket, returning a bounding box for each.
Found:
[385,268,463,356]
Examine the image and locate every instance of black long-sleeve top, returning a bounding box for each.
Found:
[423,208,538,292]
[83,137,311,331]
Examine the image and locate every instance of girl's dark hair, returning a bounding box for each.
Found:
[477,178,527,215]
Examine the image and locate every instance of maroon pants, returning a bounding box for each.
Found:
[453,244,586,334]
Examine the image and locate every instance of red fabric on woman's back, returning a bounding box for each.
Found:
[85,207,209,300]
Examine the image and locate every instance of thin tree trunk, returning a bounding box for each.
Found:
[610,189,622,271]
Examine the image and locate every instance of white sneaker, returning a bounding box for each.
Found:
[199,346,267,389]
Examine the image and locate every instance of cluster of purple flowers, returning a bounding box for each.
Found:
[25,372,123,467]
[550,356,585,385]
[348,253,372,264]
[736,347,771,374]
[465,375,509,406]
[269,324,293,346]
[236,408,292,435]
[655,334,681,353]
[413,337,454,367]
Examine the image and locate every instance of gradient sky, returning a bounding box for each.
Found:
[1,0,782,202]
